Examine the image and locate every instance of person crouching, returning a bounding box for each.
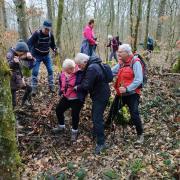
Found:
[52,59,86,142]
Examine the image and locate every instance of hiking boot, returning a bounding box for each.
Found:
[94,143,109,155]
[52,125,65,134]
[136,134,144,144]
[71,129,78,142]
[49,85,55,93]
[31,87,37,96]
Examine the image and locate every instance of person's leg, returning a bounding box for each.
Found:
[114,51,118,62]
[105,95,120,127]
[109,51,113,61]
[125,94,143,135]
[31,57,41,93]
[70,99,83,141]
[89,45,93,56]
[92,100,108,145]
[11,89,17,107]
[55,97,70,126]
[70,100,83,130]
[22,85,32,106]
[43,54,54,91]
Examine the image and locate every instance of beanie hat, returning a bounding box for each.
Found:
[15,40,29,52]
[43,20,52,30]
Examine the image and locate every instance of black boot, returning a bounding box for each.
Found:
[22,85,32,106]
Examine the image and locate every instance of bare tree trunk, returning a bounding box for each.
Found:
[133,0,142,51]
[13,0,28,41]
[130,0,134,47]
[120,14,125,41]
[109,0,115,35]
[0,0,7,29]
[144,0,152,49]
[46,0,53,22]
[116,0,120,36]
[0,60,21,179]
[51,0,55,19]
[56,0,64,61]
[156,0,167,42]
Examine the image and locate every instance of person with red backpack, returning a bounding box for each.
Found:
[107,35,121,62]
[105,44,144,144]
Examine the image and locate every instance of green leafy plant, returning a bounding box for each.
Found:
[67,162,76,171]
[130,159,144,175]
[103,169,119,179]
[75,168,86,180]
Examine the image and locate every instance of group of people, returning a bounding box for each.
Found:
[7,19,144,155]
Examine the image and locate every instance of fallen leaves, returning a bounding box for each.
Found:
[15,65,180,179]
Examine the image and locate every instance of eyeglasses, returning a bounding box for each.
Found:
[118,51,126,54]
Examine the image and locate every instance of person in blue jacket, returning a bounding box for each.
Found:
[27,20,57,95]
[74,53,110,155]
[147,35,154,52]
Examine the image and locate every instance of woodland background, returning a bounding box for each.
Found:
[0,0,179,179]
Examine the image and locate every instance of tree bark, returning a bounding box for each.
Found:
[0,0,7,29]
[144,0,152,49]
[156,0,167,42]
[56,0,64,61]
[130,0,134,47]
[133,0,142,51]
[13,0,28,41]
[109,0,115,35]
[0,59,21,180]
[46,0,53,22]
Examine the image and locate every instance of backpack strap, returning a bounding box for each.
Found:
[130,55,141,69]
[98,63,107,81]
[36,30,51,45]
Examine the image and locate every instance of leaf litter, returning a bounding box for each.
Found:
[14,65,179,179]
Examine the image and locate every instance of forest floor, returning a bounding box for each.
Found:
[15,55,179,180]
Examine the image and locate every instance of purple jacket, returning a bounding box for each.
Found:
[6,48,24,90]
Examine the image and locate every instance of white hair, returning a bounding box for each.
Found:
[74,53,90,64]
[119,44,133,55]
[108,34,113,39]
[62,59,75,69]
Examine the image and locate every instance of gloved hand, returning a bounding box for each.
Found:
[53,48,58,56]
[73,86,78,91]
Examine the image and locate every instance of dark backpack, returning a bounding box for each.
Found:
[99,63,113,83]
[132,54,147,87]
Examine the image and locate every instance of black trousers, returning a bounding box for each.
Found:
[107,94,143,135]
[92,99,108,145]
[56,97,83,130]
[11,85,32,107]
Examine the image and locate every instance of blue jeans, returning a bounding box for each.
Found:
[80,39,96,56]
[109,51,118,62]
[31,54,54,88]
[92,99,108,145]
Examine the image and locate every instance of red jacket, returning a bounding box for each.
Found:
[114,55,141,95]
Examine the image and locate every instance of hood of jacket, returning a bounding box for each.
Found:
[88,55,102,65]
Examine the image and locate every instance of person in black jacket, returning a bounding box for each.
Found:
[74,53,110,155]
[27,20,57,95]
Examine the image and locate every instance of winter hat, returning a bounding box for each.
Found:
[15,40,29,52]
[43,20,52,30]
